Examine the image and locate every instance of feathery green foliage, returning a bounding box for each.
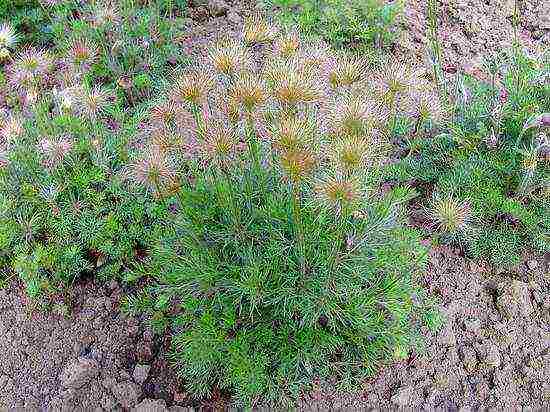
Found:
[386,47,549,267]
[120,22,433,406]
[0,0,189,295]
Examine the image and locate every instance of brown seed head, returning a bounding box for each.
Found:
[430,195,472,234]
[243,16,276,44]
[273,33,300,58]
[329,96,376,139]
[279,148,316,183]
[327,56,366,89]
[210,42,250,76]
[315,176,362,212]
[173,71,214,106]
[129,146,178,195]
[230,72,267,113]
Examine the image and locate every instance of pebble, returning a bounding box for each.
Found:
[133,364,151,385]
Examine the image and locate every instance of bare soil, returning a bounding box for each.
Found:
[0,279,187,410]
[400,0,549,72]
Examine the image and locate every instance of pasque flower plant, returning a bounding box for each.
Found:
[123,18,433,407]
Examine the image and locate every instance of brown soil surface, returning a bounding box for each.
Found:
[400,0,549,71]
[0,279,185,410]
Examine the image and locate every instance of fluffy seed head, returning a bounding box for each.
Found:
[273,33,300,58]
[279,148,316,183]
[243,16,276,44]
[270,116,309,152]
[150,101,187,131]
[430,195,472,234]
[128,147,178,195]
[173,72,214,106]
[376,63,426,105]
[53,86,78,112]
[37,134,74,168]
[295,43,330,73]
[0,23,18,50]
[316,176,362,213]
[267,60,322,106]
[90,3,120,27]
[76,85,113,119]
[230,72,267,113]
[210,42,250,76]
[408,89,447,125]
[67,38,98,67]
[329,96,376,139]
[203,120,238,164]
[329,136,376,173]
[8,47,52,90]
[0,115,24,143]
[327,56,366,89]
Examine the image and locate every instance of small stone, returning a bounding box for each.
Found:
[485,344,501,368]
[439,326,456,346]
[133,364,151,385]
[464,318,482,334]
[112,381,142,409]
[461,347,478,372]
[133,399,168,412]
[496,280,534,318]
[391,385,414,407]
[59,357,100,389]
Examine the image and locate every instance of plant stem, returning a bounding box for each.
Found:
[426,0,449,103]
[292,183,306,276]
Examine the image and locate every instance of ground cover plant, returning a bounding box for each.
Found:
[264,0,403,51]
[1,3,439,405]
[1,0,548,409]
[386,46,549,267]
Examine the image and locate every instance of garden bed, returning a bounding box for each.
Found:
[0,0,548,410]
